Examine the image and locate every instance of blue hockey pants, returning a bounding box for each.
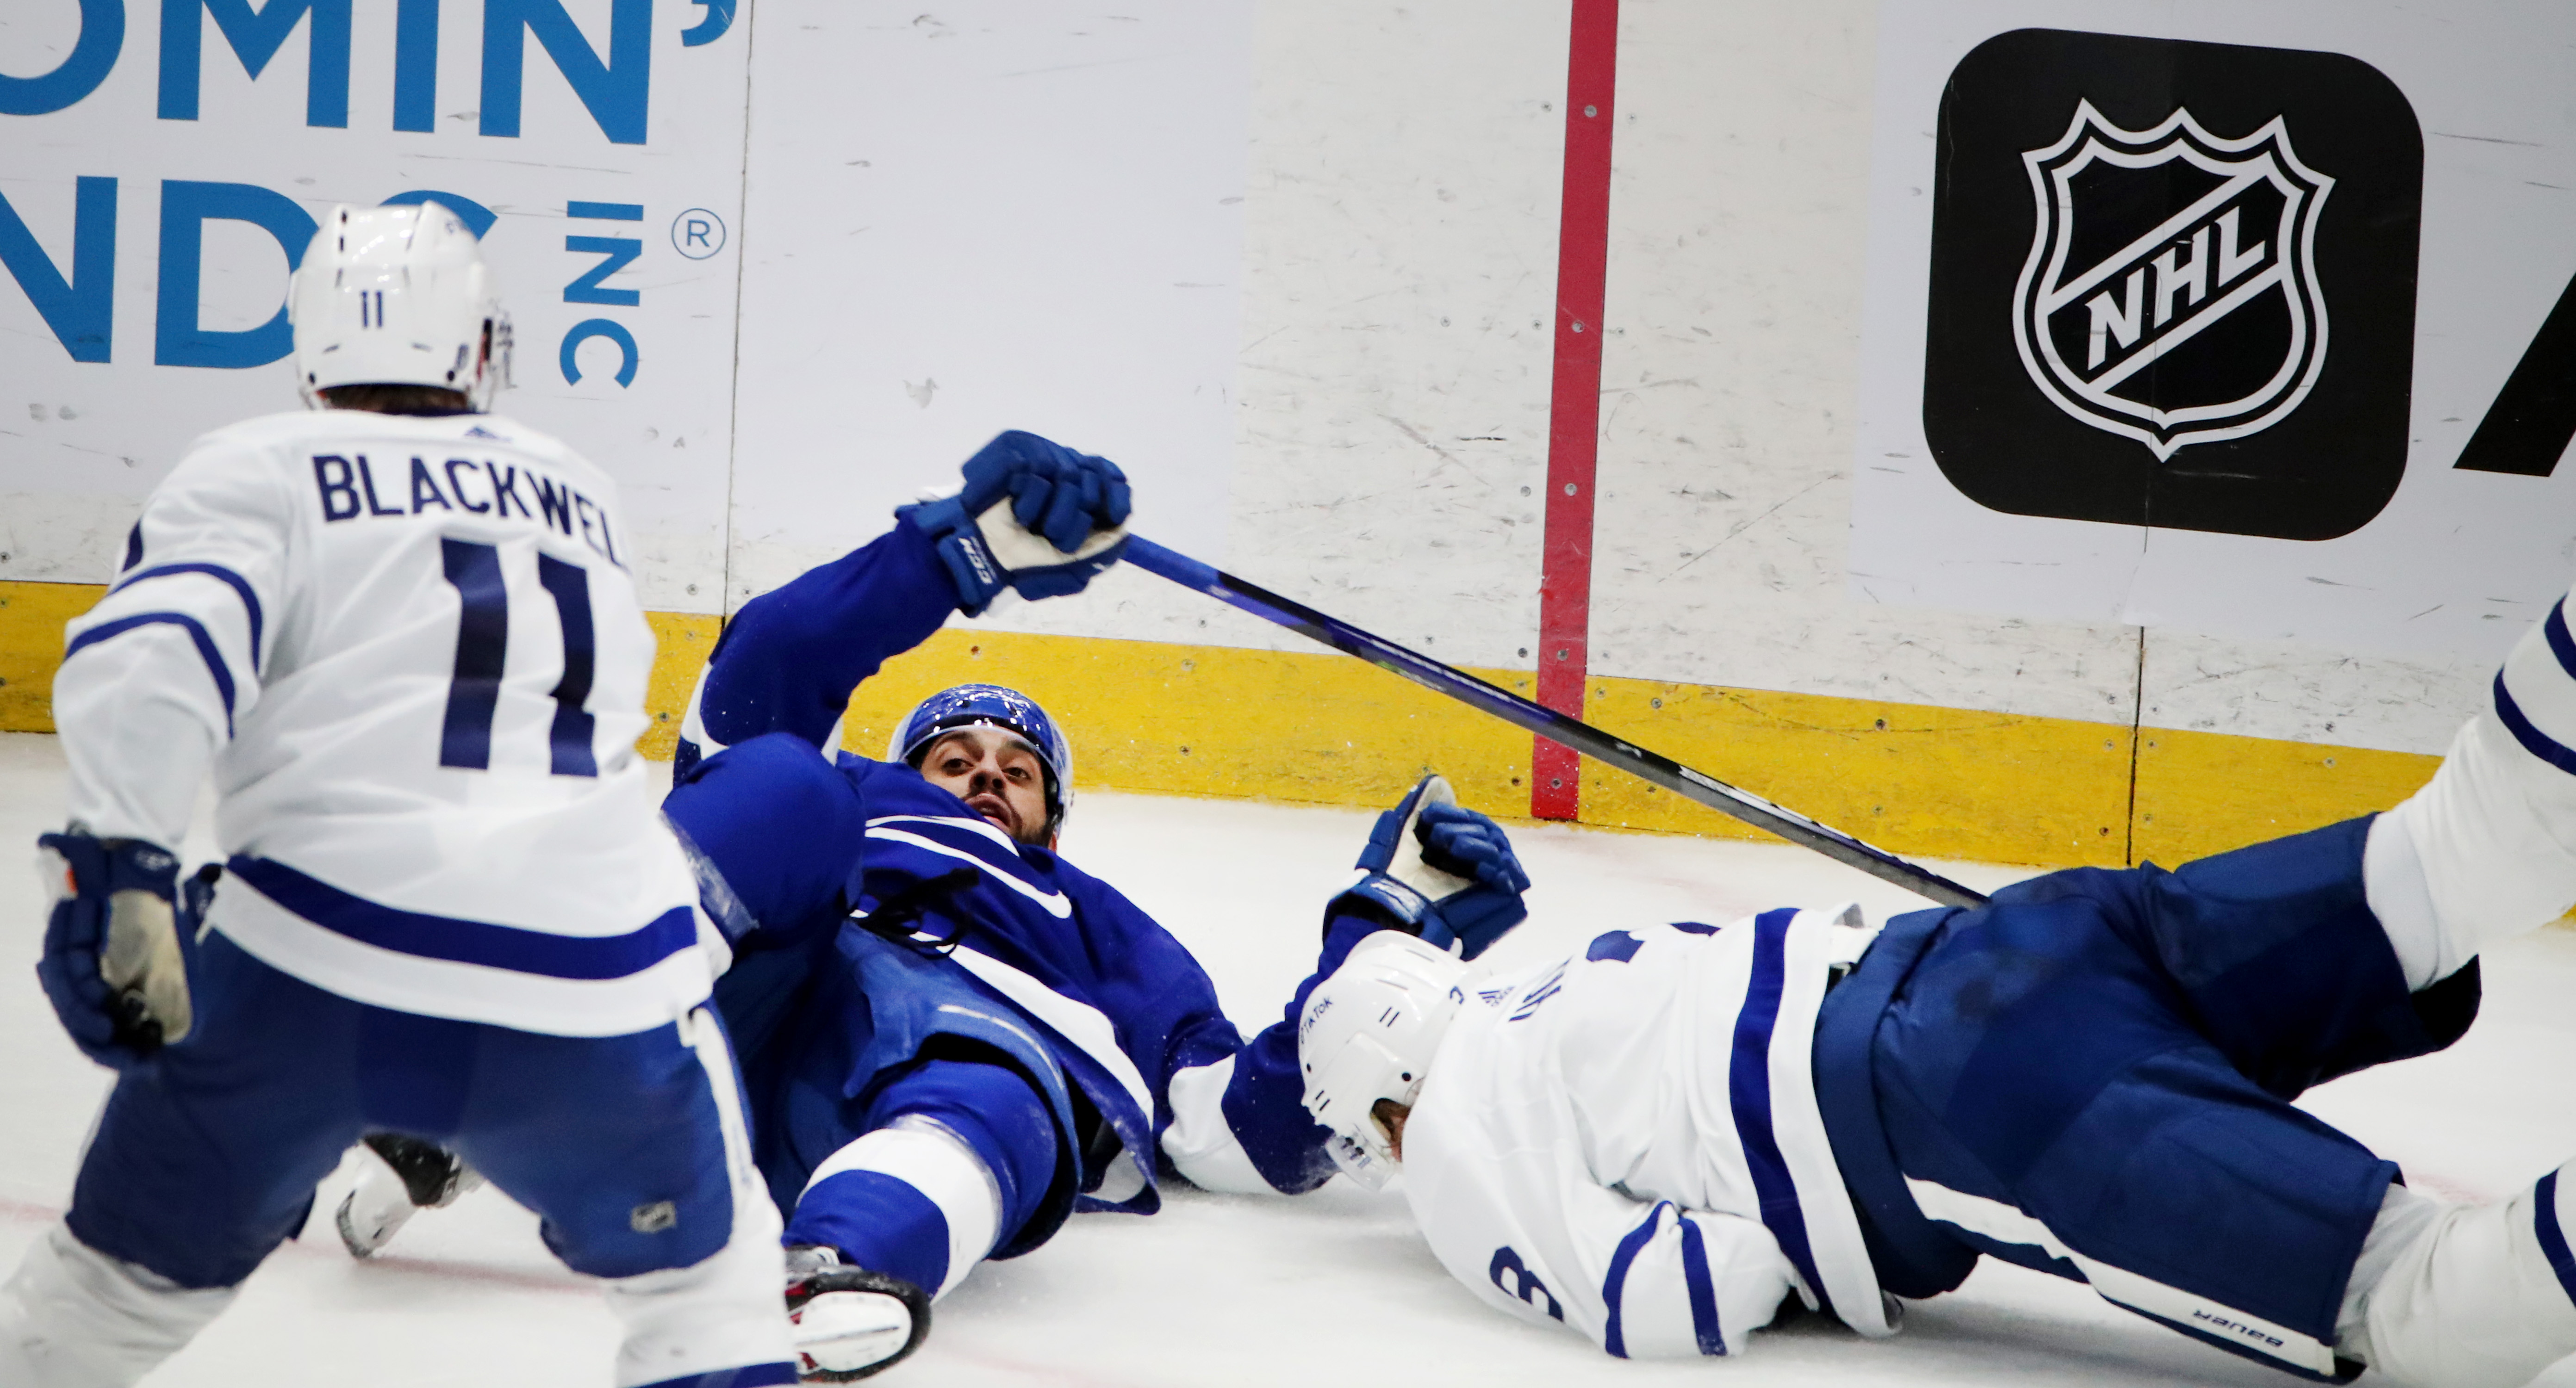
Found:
[1822,817,2479,1382]
[62,929,794,1388]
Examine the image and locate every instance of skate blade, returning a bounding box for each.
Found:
[333,1187,412,1259]
[791,1289,912,1377]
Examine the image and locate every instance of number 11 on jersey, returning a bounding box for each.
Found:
[438,538,598,776]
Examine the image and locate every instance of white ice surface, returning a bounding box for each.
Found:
[5,728,2576,1386]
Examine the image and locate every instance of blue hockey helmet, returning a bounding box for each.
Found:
[890,683,1075,836]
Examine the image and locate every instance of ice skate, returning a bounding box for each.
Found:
[784,1245,930,1381]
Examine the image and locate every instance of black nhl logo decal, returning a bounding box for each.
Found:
[1923,29,2421,541]
[2014,102,2331,461]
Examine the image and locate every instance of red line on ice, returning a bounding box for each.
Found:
[1,1193,589,1292]
[8,1194,1173,1381]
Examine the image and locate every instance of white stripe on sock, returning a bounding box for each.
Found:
[805,1120,1002,1300]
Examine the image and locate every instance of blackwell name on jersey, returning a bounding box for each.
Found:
[310,451,626,570]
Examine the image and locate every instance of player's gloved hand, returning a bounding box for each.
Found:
[897,430,1133,617]
[1327,775,1531,960]
[34,830,196,1068]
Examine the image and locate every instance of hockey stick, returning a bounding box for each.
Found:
[1122,537,1989,909]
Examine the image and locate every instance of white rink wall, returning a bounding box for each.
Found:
[6,0,2576,764]
[1584,2,2151,731]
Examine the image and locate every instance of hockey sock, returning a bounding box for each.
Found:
[0,1221,236,1388]
[2339,1165,2576,1388]
[596,1007,795,1388]
[2362,813,2448,991]
[790,1117,1003,1300]
[2365,592,2576,990]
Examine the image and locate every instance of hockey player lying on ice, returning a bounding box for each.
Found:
[1296,594,2576,1388]
[338,430,1538,1381]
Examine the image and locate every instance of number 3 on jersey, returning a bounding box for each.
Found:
[438,537,597,776]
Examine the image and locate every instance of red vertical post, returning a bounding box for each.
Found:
[1533,0,1619,821]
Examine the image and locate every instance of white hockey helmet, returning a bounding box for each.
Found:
[1297,931,1471,1190]
[289,202,512,411]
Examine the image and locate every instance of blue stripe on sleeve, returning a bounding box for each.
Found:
[226,855,697,981]
[1730,907,1830,1310]
[2545,601,2576,682]
[2536,1171,2576,1309]
[1675,1212,1729,1356]
[1600,1202,1671,1360]
[64,612,236,736]
[108,563,264,672]
[2493,674,2576,777]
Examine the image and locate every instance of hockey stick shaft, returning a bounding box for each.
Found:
[1122,538,1988,909]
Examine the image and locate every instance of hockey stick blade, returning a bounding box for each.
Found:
[1122,537,1988,909]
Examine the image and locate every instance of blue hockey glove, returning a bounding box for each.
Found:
[34,831,196,1068]
[1327,775,1531,960]
[897,430,1133,617]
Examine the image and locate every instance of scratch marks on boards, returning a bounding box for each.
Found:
[1380,415,1463,471]
[1660,478,1829,582]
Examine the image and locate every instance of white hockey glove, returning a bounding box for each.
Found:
[897,430,1132,616]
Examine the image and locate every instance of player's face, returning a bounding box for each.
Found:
[1373,1098,1411,1162]
[919,728,1050,844]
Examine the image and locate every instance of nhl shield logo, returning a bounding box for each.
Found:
[2011,101,2334,460]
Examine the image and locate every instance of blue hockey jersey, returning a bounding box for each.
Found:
[665,524,1347,1247]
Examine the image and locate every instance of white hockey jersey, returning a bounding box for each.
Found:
[1400,909,1894,1359]
[54,409,708,1037]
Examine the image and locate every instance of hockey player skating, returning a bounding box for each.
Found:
[0,203,796,1387]
[341,433,1537,1379]
[1299,593,2576,1387]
